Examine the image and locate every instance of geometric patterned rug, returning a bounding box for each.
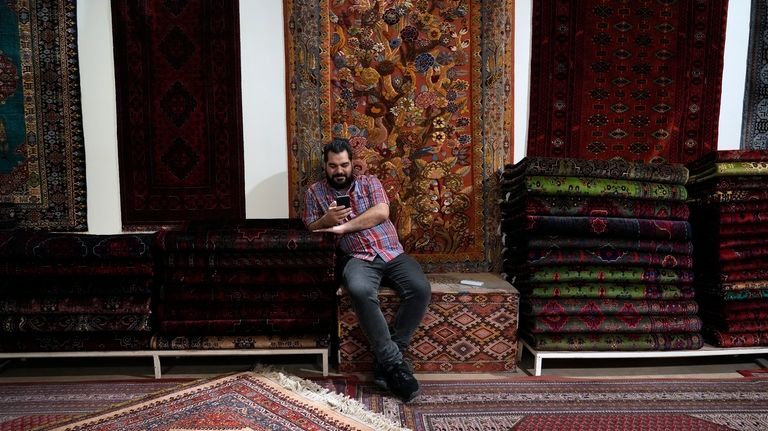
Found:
[527,0,728,164]
[0,0,87,230]
[21,372,768,431]
[0,379,190,431]
[355,377,768,431]
[38,371,404,431]
[110,0,245,228]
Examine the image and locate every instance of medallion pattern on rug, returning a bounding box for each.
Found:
[111,0,245,228]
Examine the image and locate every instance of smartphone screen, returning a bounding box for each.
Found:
[336,195,351,208]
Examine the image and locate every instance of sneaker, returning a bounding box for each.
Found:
[373,362,388,390]
[373,352,413,391]
[383,361,420,402]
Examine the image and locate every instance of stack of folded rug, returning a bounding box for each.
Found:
[687,150,768,347]
[500,157,702,351]
[152,220,337,350]
[0,231,156,351]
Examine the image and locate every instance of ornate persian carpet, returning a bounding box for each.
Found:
[355,377,768,431]
[0,0,86,230]
[0,379,189,431]
[111,0,245,228]
[741,0,768,149]
[40,371,404,431]
[527,0,728,163]
[284,1,514,272]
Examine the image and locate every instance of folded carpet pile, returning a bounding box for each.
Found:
[687,150,768,347]
[152,219,337,349]
[500,157,702,351]
[0,231,156,351]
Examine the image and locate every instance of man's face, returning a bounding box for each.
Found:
[325,150,353,190]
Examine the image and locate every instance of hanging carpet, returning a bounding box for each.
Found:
[527,0,728,163]
[284,0,514,272]
[111,0,245,228]
[741,0,768,149]
[0,0,87,230]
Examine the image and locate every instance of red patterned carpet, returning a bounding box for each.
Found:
[4,372,767,430]
[0,379,189,431]
[354,377,768,431]
[36,372,402,431]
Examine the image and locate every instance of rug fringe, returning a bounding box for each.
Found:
[252,365,408,431]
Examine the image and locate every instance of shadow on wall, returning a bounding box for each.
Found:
[246,171,290,219]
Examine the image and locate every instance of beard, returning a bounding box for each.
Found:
[326,172,353,190]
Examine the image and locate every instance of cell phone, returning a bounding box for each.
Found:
[335,195,351,208]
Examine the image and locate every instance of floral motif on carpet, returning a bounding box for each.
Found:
[0,0,87,230]
[42,371,404,431]
[527,0,728,163]
[284,0,514,271]
[354,377,768,431]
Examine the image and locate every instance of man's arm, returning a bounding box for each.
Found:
[307,202,353,231]
[314,202,389,235]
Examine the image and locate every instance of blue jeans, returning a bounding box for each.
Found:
[342,253,431,368]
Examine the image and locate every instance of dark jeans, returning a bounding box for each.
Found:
[341,253,431,368]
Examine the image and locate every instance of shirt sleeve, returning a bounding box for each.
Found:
[367,175,390,206]
[302,185,324,228]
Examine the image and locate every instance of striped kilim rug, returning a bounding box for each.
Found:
[0,379,189,431]
[355,377,768,431]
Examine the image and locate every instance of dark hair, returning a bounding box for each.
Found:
[323,138,354,162]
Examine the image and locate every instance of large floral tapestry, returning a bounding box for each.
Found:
[285,0,514,271]
[0,0,87,230]
[741,0,768,149]
[111,0,245,228]
[527,0,728,164]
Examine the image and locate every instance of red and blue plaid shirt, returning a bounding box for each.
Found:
[303,175,404,262]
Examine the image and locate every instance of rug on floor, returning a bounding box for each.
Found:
[354,377,768,431]
[39,371,404,431]
[0,378,190,431]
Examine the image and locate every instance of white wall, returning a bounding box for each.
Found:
[77,0,752,233]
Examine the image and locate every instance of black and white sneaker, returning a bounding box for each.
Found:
[383,361,420,402]
[373,361,388,390]
[374,357,413,391]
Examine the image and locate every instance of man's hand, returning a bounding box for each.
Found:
[313,202,389,236]
[308,201,353,232]
[325,201,353,226]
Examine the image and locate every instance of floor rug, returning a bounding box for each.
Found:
[527,0,728,164]
[0,0,87,230]
[354,377,768,431]
[40,371,404,431]
[283,0,513,272]
[0,378,190,431]
[738,368,768,378]
[111,0,245,228]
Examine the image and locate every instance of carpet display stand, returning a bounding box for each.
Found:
[0,348,330,378]
[519,340,768,376]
